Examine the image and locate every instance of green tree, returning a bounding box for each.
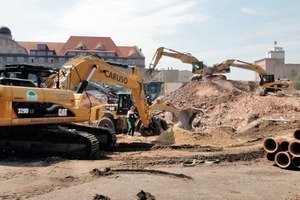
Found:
[288,69,300,90]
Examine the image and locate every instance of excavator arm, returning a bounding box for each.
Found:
[45,55,197,135]
[46,55,152,128]
[206,59,294,92]
[149,47,206,74]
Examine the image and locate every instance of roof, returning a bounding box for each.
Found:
[17,36,144,58]
[119,46,145,58]
[58,36,121,56]
[17,41,64,55]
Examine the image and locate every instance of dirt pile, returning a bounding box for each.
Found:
[163,77,300,143]
[154,126,242,147]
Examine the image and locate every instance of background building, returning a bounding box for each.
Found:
[1,26,299,86]
[255,41,300,80]
[0,26,145,72]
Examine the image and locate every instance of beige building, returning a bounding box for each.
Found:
[255,42,300,80]
[0,26,145,71]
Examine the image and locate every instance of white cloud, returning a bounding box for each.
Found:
[49,0,209,67]
[241,7,272,16]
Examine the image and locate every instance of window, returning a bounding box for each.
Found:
[47,51,54,56]
[107,52,115,57]
[117,59,123,63]
[37,51,46,56]
[37,44,47,50]
[126,59,133,65]
[18,50,23,54]
[48,58,55,63]
[134,59,141,65]
[0,57,3,63]
[7,50,12,54]
[28,57,35,63]
[6,57,14,63]
[30,51,36,55]
[97,52,105,57]
[58,58,65,63]
[17,57,25,63]
[38,57,45,63]
[67,52,77,56]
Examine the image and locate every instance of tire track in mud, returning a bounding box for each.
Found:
[0,165,192,199]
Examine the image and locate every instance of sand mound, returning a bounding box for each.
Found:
[154,126,242,147]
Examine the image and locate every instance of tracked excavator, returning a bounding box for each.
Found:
[0,56,196,159]
[0,64,116,159]
[148,47,227,80]
[88,81,166,134]
[42,55,196,136]
[204,59,294,94]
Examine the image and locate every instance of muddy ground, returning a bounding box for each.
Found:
[0,125,300,200]
[1,78,300,200]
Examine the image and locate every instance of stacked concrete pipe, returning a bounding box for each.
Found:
[263,128,300,169]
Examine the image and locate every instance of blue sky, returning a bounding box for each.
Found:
[1,0,299,80]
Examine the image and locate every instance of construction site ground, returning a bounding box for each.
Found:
[1,77,300,200]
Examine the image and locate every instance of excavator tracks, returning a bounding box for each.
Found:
[0,124,116,159]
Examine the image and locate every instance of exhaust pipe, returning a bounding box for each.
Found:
[288,140,300,157]
[275,151,292,169]
[293,128,300,140]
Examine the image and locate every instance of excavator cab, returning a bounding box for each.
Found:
[145,81,165,104]
[3,64,57,87]
[260,74,275,85]
[192,61,205,73]
[116,93,134,115]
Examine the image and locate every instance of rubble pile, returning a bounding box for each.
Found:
[163,77,300,142]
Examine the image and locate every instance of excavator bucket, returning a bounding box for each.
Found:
[177,107,200,130]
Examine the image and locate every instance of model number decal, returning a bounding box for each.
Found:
[58,108,68,116]
[18,108,29,114]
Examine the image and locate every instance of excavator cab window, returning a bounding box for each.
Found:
[145,81,164,104]
[261,74,275,85]
[192,62,204,73]
[116,93,133,115]
[0,77,37,87]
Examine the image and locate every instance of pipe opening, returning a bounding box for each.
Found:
[266,152,275,161]
[280,141,289,151]
[294,129,300,140]
[292,157,300,168]
[263,138,278,153]
[289,142,300,157]
[275,152,291,168]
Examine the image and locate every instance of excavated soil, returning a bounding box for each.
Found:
[1,77,300,200]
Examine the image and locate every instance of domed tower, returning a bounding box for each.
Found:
[0,26,13,40]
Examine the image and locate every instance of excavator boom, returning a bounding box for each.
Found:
[46,55,198,135]
[205,59,294,93]
[149,47,206,75]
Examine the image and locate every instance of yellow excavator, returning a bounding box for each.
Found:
[43,54,196,135]
[148,47,210,80]
[204,59,294,93]
[0,55,197,159]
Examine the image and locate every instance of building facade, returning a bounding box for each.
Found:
[0,26,145,71]
[255,42,300,80]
